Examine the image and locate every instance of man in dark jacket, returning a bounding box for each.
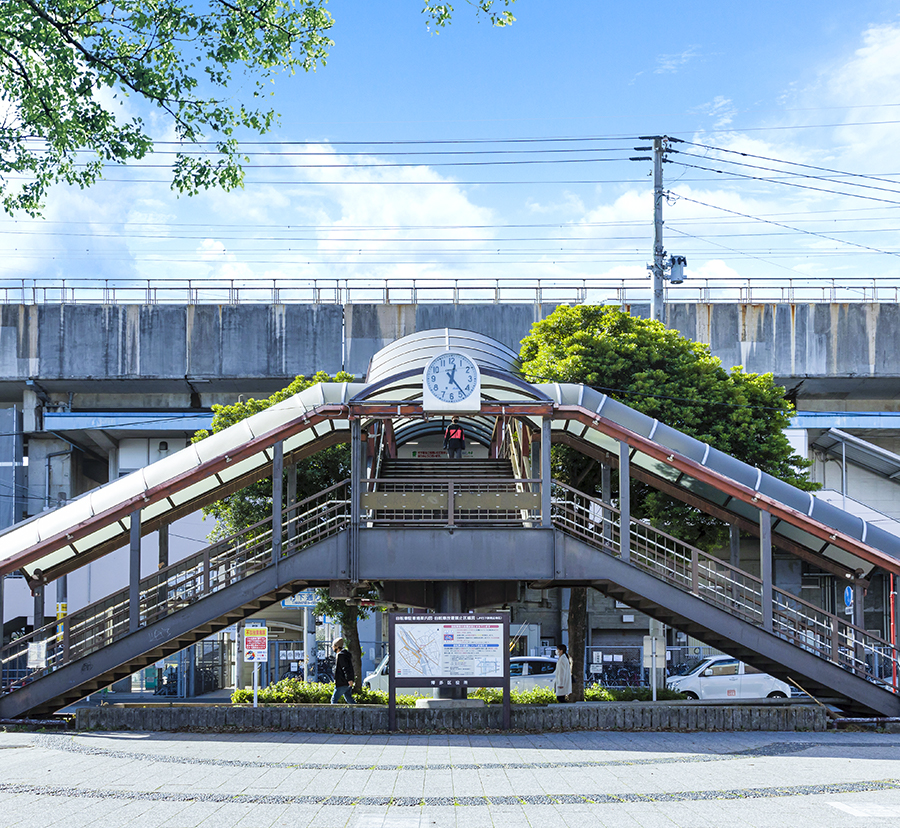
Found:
[330,637,355,704]
[443,416,465,459]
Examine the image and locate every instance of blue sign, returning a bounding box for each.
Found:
[844,585,854,608]
[282,589,319,609]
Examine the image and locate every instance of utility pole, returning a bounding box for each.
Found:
[632,136,685,323]
[651,136,666,323]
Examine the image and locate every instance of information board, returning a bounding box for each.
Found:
[390,613,507,689]
[243,625,268,662]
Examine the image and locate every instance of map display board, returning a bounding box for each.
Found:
[389,613,509,689]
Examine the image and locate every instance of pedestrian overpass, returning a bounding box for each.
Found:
[0,330,898,719]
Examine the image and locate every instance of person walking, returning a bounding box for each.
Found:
[443,416,466,459]
[553,643,572,703]
[330,637,355,704]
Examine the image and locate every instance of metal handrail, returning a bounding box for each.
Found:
[551,481,899,692]
[0,481,351,694]
[2,276,898,306]
[362,476,542,525]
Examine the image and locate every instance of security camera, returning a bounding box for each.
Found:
[668,255,687,284]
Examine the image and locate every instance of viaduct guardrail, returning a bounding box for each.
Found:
[2,276,899,305]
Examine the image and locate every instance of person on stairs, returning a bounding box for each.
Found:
[443,416,466,459]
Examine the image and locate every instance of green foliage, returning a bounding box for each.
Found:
[1,1,514,215]
[193,371,354,541]
[584,685,687,702]
[231,678,423,706]
[520,306,816,547]
[423,0,515,29]
[231,679,687,706]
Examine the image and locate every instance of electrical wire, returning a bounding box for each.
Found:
[668,193,900,259]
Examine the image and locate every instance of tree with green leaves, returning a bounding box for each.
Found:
[0,0,514,215]
[193,370,373,683]
[519,305,816,699]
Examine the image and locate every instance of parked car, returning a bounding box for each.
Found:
[362,654,558,695]
[666,655,791,700]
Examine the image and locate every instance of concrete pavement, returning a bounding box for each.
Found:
[0,728,897,827]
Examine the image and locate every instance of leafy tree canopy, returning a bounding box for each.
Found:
[0,0,515,215]
[192,369,372,680]
[519,306,815,547]
[193,370,354,539]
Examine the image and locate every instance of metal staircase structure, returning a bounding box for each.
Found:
[0,328,898,719]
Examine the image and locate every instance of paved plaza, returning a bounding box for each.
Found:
[0,727,897,827]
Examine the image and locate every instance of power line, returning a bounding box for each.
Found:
[669,193,900,259]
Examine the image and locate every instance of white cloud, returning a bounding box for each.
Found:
[655,46,701,74]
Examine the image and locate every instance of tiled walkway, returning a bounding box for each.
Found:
[0,728,898,826]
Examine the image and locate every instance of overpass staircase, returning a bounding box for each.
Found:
[1,473,898,718]
[0,483,350,719]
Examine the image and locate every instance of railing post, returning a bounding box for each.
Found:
[203,547,211,596]
[349,419,360,581]
[759,510,773,633]
[158,523,169,570]
[287,462,298,549]
[129,509,141,634]
[271,441,283,568]
[62,615,70,662]
[447,481,455,527]
[619,442,631,564]
[601,464,612,548]
[690,547,699,595]
[541,418,551,528]
[729,524,740,604]
[32,583,44,632]
[853,579,866,674]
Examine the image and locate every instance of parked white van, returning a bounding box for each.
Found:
[666,655,791,700]
[362,655,558,695]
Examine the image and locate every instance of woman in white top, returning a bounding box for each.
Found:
[553,644,572,703]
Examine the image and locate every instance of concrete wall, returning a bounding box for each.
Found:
[74,700,829,733]
[5,302,900,393]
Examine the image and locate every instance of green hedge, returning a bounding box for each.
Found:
[232,678,686,706]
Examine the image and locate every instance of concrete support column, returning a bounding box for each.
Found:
[271,441,283,566]
[759,511,773,633]
[619,442,631,564]
[129,509,141,634]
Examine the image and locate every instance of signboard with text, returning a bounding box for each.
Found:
[243,625,268,662]
[389,613,509,690]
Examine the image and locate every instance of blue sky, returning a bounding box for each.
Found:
[3,0,900,302]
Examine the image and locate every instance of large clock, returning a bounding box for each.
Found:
[423,351,481,412]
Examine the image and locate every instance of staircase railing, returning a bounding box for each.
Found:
[552,481,899,693]
[0,481,350,694]
[361,477,542,525]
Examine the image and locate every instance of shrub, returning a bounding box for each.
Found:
[230,679,425,706]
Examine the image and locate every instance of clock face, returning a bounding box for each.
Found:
[425,353,479,403]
